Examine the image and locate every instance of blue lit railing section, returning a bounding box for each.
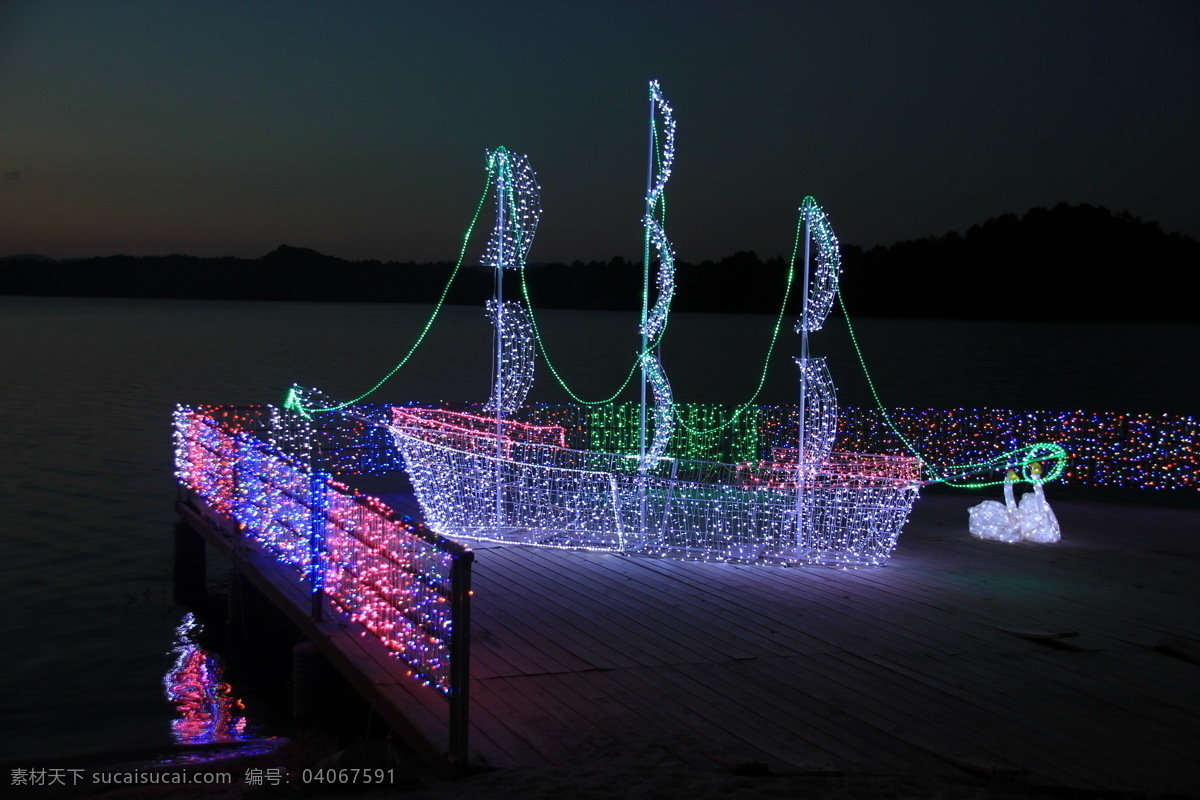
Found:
[173,406,472,697]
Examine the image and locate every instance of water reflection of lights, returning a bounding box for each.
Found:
[163,613,253,746]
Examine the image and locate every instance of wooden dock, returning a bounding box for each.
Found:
[180,487,1200,794]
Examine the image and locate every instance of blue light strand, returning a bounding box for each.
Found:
[174,405,465,695]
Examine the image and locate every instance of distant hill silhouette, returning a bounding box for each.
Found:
[838,203,1199,321]
[0,253,56,262]
[2,204,1196,321]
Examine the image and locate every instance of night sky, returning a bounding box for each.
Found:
[2,0,1197,264]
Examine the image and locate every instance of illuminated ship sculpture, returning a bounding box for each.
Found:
[386,81,923,567]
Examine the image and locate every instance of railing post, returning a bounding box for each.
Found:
[229,431,243,525]
[172,519,206,608]
[310,470,328,622]
[448,549,473,774]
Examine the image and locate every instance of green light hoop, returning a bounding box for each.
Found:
[939,442,1069,488]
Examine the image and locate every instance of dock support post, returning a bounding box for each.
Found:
[172,520,207,608]
[292,641,336,721]
[448,551,473,775]
[226,565,248,636]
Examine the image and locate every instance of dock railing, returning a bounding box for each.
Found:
[173,404,472,769]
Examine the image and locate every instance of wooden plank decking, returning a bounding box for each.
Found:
[182,487,1200,794]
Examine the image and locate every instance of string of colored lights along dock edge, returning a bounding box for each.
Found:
[835,290,1067,487]
[287,168,499,416]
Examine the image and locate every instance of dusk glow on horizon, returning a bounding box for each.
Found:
[2,0,1197,263]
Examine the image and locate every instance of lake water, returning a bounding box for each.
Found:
[1,295,1196,763]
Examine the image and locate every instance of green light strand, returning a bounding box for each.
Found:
[643,191,669,341]
[672,207,802,437]
[511,97,668,408]
[641,100,660,328]
[837,291,1067,486]
[518,269,643,405]
[836,291,934,469]
[651,121,667,226]
[490,146,535,269]
[939,442,1068,488]
[288,170,497,414]
[584,401,760,463]
[640,105,671,339]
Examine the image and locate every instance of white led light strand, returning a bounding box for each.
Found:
[786,196,919,563]
[795,196,841,334]
[382,86,924,567]
[483,299,535,417]
[793,356,838,468]
[968,470,1023,542]
[481,148,541,436]
[483,147,541,271]
[639,80,677,342]
[175,406,467,695]
[637,80,678,480]
[639,351,675,471]
[387,406,920,566]
[277,384,330,454]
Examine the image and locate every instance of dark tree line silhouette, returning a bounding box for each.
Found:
[3,204,1195,320]
[838,203,1198,320]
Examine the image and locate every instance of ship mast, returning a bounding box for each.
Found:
[791,196,843,555]
[795,212,812,535]
[482,147,542,534]
[492,153,507,533]
[639,89,655,474]
[637,81,677,476]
